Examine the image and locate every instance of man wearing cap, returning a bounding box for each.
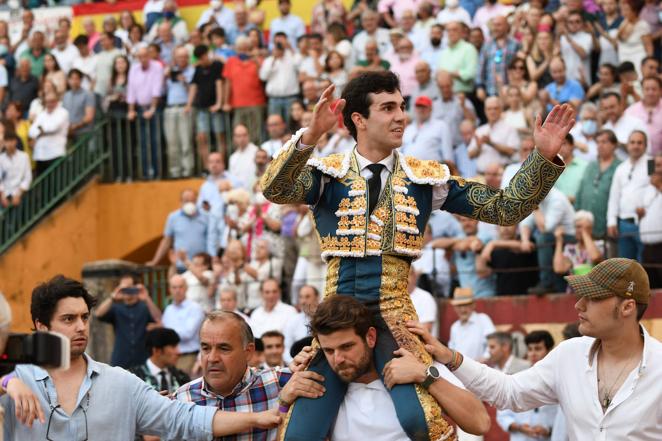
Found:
[448,288,496,362]
[401,94,453,163]
[412,258,662,441]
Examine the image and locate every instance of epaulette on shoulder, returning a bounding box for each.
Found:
[398,154,450,185]
[306,152,351,179]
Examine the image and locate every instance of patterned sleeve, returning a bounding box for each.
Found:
[441,148,564,225]
[260,130,323,205]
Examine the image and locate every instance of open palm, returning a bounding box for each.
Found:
[534,104,576,161]
[301,84,346,145]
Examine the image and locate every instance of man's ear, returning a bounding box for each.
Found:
[621,298,637,319]
[351,112,365,132]
[366,327,377,349]
[244,342,256,356]
[34,320,48,332]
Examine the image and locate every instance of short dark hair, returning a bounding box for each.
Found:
[642,55,660,67]
[261,330,285,342]
[192,252,212,269]
[600,91,621,103]
[617,61,636,75]
[73,34,89,47]
[274,31,288,39]
[642,76,662,89]
[254,337,264,352]
[595,129,618,145]
[193,44,209,59]
[600,63,618,78]
[341,71,401,140]
[210,27,225,38]
[487,331,513,349]
[31,275,97,328]
[145,327,180,354]
[524,330,555,350]
[310,296,373,338]
[68,68,83,79]
[290,336,314,358]
[562,322,581,340]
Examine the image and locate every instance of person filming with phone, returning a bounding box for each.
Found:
[95,271,163,369]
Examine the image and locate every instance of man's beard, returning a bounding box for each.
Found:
[333,345,372,383]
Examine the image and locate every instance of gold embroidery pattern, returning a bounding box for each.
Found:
[324,257,341,298]
[461,149,564,225]
[320,235,366,259]
[261,141,315,204]
[379,256,455,441]
[400,154,450,185]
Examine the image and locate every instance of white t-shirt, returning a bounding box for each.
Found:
[331,363,463,441]
[560,31,592,83]
[250,301,298,337]
[410,287,439,337]
[182,269,214,312]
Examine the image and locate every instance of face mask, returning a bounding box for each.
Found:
[238,53,250,61]
[430,37,442,47]
[164,11,175,19]
[182,202,197,216]
[446,0,459,8]
[582,119,598,136]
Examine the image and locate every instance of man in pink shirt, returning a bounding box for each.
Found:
[386,38,420,105]
[625,76,662,156]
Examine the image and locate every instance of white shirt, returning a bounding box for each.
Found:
[401,118,454,163]
[196,5,235,31]
[259,51,300,98]
[28,106,69,161]
[497,405,558,441]
[182,269,214,312]
[501,161,522,188]
[283,311,311,362]
[602,115,649,151]
[636,184,662,244]
[51,44,80,73]
[454,326,662,441]
[146,358,172,391]
[162,299,206,353]
[607,155,650,227]
[521,187,576,235]
[72,54,97,91]
[228,143,259,190]
[448,311,496,361]
[0,150,32,196]
[250,301,298,338]
[468,118,520,173]
[351,28,392,63]
[409,287,438,337]
[560,32,592,83]
[436,7,472,26]
[261,139,284,158]
[331,362,463,441]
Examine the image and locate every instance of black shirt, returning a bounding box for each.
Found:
[489,248,539,295]
[9,75,39,115]
[192,60,223,108]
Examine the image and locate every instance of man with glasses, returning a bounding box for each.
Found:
[0,275,280,440]
[475,15,519,101]
[559,12,593,84]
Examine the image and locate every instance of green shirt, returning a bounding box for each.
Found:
[437,40,478,93]
[20,49,48,78]
[554,156,588,199]
[356,59,391,70]
[574,158,621,238]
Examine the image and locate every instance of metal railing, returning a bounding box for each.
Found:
[138,265,170,309]
[0,121,109,255]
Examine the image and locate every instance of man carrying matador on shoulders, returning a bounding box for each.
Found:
[260,71,574,441]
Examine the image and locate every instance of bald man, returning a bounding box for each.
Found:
[468,96,519,173]
[162,274,206,374]
[408,61,440,114]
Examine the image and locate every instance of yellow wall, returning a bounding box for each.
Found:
[0,178,202,332]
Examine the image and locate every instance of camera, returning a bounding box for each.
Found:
[120,286,141,295]
[0,333,70,375]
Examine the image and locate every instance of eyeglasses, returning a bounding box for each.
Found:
[44,381,89,441]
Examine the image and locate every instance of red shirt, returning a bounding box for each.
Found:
[222,56,266,108]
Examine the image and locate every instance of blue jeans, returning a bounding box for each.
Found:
[617,219,643,261]
[268,95,297,123]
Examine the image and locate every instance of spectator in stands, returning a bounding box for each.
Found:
[174,311,315,440]
[93,16,124,54]
[626,76,662,156]
[298,33,326,83]
[261,330,286,369]
[227,4,257,44]
[187,45,224,168]
[575,129,622,241]
[502,134,534,187]
[321,50,348,98]
[351,10,391,64]
[637,161,662,288]
[401,95,453,162]
[62,69,96,142]
[217,239,253,308]
[601,92,648,149]
[554,133,587,203]
[218,287,252,325]
[9,9,34,56]
[162,274,206,374]
[148,0,189,44]
[420,23,444,71]
[93,32,123,99]
[196,0,236,33]
[607,131,651,260]
[408,61,439,114]
[496,331,557,440]
[521,187,576,294]
[19,29,46,78]
[284,285,319,360]
[223,36,267,140]
[311,0,346,35]
[51,29,79,75]
[436,0,471,26]
[386,37,419,103]
[259,33,300,123]
[487,331,531,373]
[553,210,604,277]
[42,54,66,97]
[476,224,540,296]
[148,189,215,271]
[8,58,39,118]
[154,21,177,66]
[0,133,31,209]
[129,328,191,394]
[71,35,96,91]
[228,123,259,190]
[559,11,592,85]
[448,287,496,362]
[261,114,287,157]
[180,252,215,312]
[28,91,69,176]
[4,102,30,156]
[407,267,438,336]
[454,119,478,177]
[250,278,298,338]
[468,96,519,173]
[483,163,504,188]
[269,0,306,50]
[586,64,621,102]
[412,223,453,298]
[244,238,283,308]
[476,15,520,100]
[540,57,585,113]
[95,272,162,368]
[164,46,194,178]
[617,0,653,78]
[351,39,390,77]
[438,21,479,95]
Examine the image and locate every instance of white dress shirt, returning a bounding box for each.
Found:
[182,269,214,312]
[331,362,463,441]
[283,311,312,362]
[637,184,662,244]
[602,115,649,152]
[146,358,172,391]
[409,287,439,337]
[607,155,650,227]
[401,118,454,163]
[28,105,69,161]
[51,44,81,73]
[250,301,298,338]
[162,299,206,353]
[468,118,520,173]
[497,405,558,441]
[259,51,300,97]
[521,187,576,235]
[228,143,259,190]
[448,311,496,361]
[454,326,662,441]
[559,32,593,83]
[0,150,32,196]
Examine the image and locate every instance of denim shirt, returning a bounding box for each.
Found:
[2,354,216,440]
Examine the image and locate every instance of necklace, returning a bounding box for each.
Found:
[597,352,639,410]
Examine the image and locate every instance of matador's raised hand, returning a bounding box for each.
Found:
[301,84,346,146]
[534,104,576,161]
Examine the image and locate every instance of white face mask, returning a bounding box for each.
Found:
[182,202,197,216]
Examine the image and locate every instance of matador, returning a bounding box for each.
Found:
[261,72,574,441]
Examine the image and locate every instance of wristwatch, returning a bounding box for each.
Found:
[420,365,440,389]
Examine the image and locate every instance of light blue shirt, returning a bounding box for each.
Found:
[521,188,576,235]
[269,14,306,50]
[544,79,585,112]
[164,209,215,265]
[1,354,215,440]
[163,299,206,353]
[401,118,454,163]
[166,65,194,106]
[454,228,497,298]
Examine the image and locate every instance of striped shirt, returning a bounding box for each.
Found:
[174,367,292,441]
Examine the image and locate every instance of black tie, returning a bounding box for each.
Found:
[159,370,169,392]
[367,163,384,215]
